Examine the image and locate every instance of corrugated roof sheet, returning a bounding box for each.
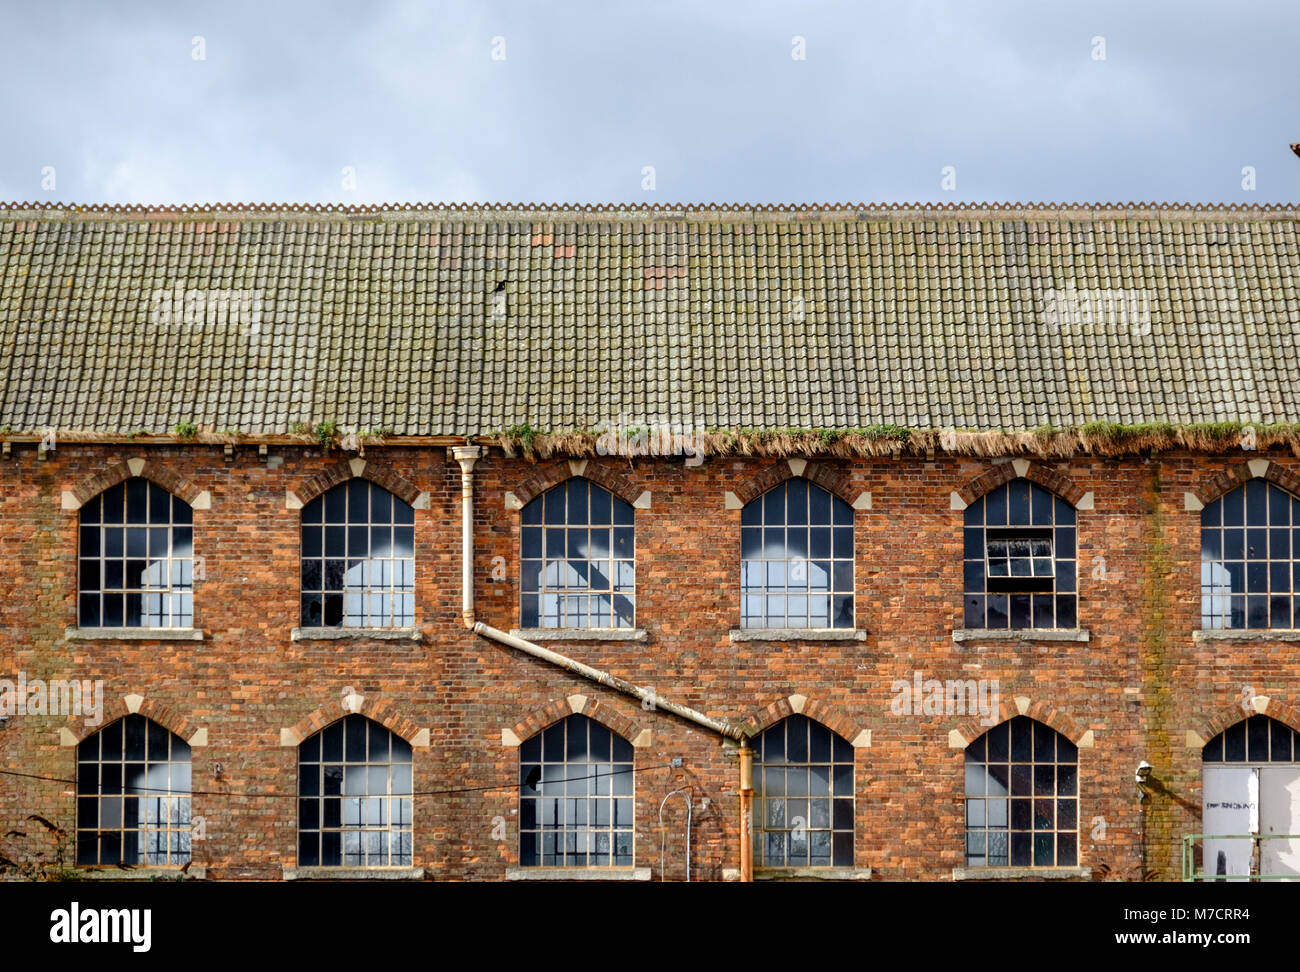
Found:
[0,202,1296,435]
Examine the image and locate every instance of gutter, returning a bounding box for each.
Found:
[453,446,755,880]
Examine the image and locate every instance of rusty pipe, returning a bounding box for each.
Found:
[739,741,754,883]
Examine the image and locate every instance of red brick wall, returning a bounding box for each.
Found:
[1,443,1297,880]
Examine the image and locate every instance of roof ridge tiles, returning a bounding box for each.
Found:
[0,200,1296,224]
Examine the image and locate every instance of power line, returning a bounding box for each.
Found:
[0,762,668,800]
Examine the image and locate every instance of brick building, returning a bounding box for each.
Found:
[1,201,1298,882]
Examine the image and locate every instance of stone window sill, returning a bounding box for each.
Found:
[282,866,427,880]
[755,867,873,881]
[291,627,421,642]
[505,866,652,881]
[952,866,1090,881]
[66,626,204,642]
[74,866,206,880]
[511,628,648,643]
[731,628,868,642]
[1193,629,1300,642]
[952,628,1090,644]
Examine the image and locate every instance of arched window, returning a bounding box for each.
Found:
[1203,714,1300,764]
[300,479,415,627]
[964,716,1078,868]
[518,714,634,867]
[78,477,193,628]
[297,715,413,867]
[751,715,855,868]
[520,478,635,629]
[1200,480,1300,630]
[740,479,854,629]
[963,478,1077,629]
[1201,715,1300,879]
[76,715,192,866]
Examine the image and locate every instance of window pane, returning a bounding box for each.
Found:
[77,716,192,867]
[966,718,1073,868]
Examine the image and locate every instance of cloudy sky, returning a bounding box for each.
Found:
[2,0,1297,205]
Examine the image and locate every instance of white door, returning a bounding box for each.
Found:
[1202,767,1256,878]
[1259,766,1300,880]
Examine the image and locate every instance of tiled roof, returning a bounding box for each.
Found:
[1,202,1297,437]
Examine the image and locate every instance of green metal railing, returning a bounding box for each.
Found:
[1182,834,1300,881]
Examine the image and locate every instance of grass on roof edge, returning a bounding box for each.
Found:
[494,420,1300,460]
[3,420,1298,460]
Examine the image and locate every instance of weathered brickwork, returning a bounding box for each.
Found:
[2,442,1298,881]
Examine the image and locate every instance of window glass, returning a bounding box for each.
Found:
[965,716,1078,867]
[301,481,415,627]
[518,714,634,867]
[751,715,854,868]
[1202,715,1299,763]
[79,478,194,628]
[964,480,1076,630]
[298,714,414,867]
[76,715,192,866]
[741,480,854,629]
[520,480,634,629]
[1202,483,1299,630]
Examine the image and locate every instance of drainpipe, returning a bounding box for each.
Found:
[460,444,754,880]
[452,445,482,629]
[739,741,754,882]
[472,622,744,741]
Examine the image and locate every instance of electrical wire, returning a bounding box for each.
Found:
[0,762,669,799]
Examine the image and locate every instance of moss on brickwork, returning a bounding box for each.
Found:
[1138,463,1176,880]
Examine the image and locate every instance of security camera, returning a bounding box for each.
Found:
[1135,761,1153,784]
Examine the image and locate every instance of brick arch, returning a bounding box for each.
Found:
[731,459,856,508]
[1190,695,1300,748]
[286,692,425,747]
[504,695,649,748]
[742,694,866,746]
[510,459,641,509]
[1189,459,1300,507]
[954,460,1087,508]
[950,696,1089,749]
[290,458,422,508]
[67,459,205,509]
[65,694,198,746]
